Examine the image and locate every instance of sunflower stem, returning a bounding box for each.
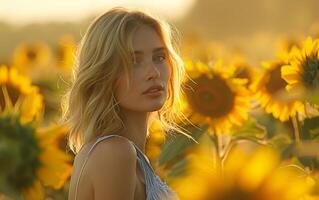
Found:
[304,102,309,117]
[213,132,225,178]
[217,133,223,158]
[291,113,301,143]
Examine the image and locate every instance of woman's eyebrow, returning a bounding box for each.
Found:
[133,47,167,55]
[153,47,167,53]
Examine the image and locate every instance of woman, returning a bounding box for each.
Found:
[62,6,193,200]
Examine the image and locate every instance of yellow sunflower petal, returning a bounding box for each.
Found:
[281,65,302,84]
[278,105,289,121]
[0,65,8,84]
[37,147,72,189]
[22,180,44,200]
[289,46,303,63]
[303,37,315,57]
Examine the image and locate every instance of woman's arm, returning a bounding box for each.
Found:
[87,136,137,200]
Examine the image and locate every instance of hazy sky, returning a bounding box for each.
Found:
[0,0,196,25]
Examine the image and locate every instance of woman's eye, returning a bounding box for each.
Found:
[154,54,166,62]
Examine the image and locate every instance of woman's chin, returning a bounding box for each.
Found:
[146,102,165,112]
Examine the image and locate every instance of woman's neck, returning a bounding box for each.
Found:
[119,109,150,153]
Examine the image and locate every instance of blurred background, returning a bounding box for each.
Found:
[1,0,319,199]
[1,0,319,65]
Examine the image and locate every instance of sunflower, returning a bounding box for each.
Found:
[0,115,72,200]
[11,42,61,82]
[250,59,305,121]
[0,65,43,124]
[169,136,318,200]
[0,65,72,199]
[281,37,319,97]
[56,34,76,71]
[11,42,52,74]
[181,59,251,135]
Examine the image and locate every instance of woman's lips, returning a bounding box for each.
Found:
[143,89,164,97]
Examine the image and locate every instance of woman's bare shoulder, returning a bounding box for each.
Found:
[84,136,138,199]
[87,135,137,164]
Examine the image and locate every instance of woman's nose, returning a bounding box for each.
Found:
[146,61,160,80]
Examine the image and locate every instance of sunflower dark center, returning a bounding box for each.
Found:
[185,74,235,118]
[26,48,37,61]
[302,57,319,89]
[265,64,287,94]
[56,46,65,61]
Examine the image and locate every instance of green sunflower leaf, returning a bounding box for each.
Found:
[300,116,319,140]
[230,117,267,140]
[158,124,208,166]
[297,156,319,170]
[305,91,319,105]
[268,133,293,159]
[166,158,188,178]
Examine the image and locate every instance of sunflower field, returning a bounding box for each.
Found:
[1,18,319,200]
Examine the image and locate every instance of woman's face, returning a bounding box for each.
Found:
[115,25,171,113]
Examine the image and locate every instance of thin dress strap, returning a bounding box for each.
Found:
[74,134,149,200]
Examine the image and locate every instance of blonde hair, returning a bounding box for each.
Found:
[60,6,195,154]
